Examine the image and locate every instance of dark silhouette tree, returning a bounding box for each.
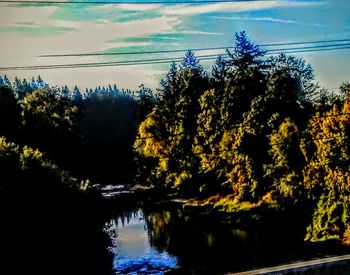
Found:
[0,86,21,140]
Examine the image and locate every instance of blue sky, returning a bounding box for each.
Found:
[0,0,349,90]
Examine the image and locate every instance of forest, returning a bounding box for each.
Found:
[0,32,349,273]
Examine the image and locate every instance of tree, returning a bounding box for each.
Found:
[137,84,157,121]
[226,31,265,70]
[72,86,83,106]
[0,75,11,87]
[194,32,267,197]
[194,33,313,201]
[181,50,204,76]
[36,75,47,89]
[0,86,21,140]
[211,55,228,87]
[303,98,350,242]
[267,54,318,104]
[20,89,81,167]
[267,118,305,200]
[135,52,209,193]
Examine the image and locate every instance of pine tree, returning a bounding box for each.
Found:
[72,86,83,106]
[212,55,227,85]
[36,75,46,89]
[227,31,266,69]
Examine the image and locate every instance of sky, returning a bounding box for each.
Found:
[0,0,349,90]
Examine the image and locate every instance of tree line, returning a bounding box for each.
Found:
[0,73,156,274]
[134,32,350,246]
[0,75,156,183]
[0,32,349,250]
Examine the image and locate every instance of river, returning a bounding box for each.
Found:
[99,189,350,275]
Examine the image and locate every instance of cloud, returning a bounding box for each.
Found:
[0,24,76,37]
[0,13,182,65]
[160,1,321,16]
[0,5,79,29]
[177,30,222,35]
[89,3,161,12]
[212,16,298,24]
[210,16,326,28]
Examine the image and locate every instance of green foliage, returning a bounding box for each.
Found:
[302,98,350,242]
[267,118,305,200]
[135,53,209,194]
[134,32,350,245]
[0,136,81,192]
[21,88,80,134]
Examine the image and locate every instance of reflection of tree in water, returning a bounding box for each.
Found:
[104,207,141,254]
[106,206,178,274]
[141,207,312,274]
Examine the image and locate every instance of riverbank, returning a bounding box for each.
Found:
[98,184,350,274]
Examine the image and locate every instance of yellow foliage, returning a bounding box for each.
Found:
[0,136,18,153]
[22,146,43,160]
[135,110,165,158]
[159,157,169,172]
[0,136,8,151]
[261,191,277,205]
[174,171,191,187]
[343,225,350,246]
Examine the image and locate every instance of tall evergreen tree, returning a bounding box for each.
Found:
[135,51,209,193]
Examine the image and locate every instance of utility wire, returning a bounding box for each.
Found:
[275,45,350,55]
[39,39,350,58]
[2,44,350,71]
[0,0,286,5]
[0,54,219,70]
[267,43,350,53]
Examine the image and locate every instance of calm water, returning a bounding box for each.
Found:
[102,202,350,274]
[105,210,178,274]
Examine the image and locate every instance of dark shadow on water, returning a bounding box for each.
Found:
[2,186,349,275]
[105,199,350,275]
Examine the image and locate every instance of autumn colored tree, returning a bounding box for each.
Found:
[134,51,210,194]
[303,91,350,243]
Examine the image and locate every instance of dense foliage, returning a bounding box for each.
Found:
[1,31,349,258]
[0,77,155,182]
[0,77,153,274]
[134,32,350,245]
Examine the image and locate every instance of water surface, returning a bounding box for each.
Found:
[104,203,350,274]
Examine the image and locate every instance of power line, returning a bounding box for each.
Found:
[275,45,350,55]
[0,54,219,70]
[39,39,350,58]
[2,44,350,71]
[0,0,281,5]
[267,43,350,53]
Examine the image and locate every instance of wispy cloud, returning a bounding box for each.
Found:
[160,1,321,16]
[177,30,222,35]
[210,16,326,28]
[0,24,76,37]
[0,15,182,55]
[89,3,161,12]
[0,6,61,27]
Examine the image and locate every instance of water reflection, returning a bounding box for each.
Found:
[105,205,350,274]
[105,210,178,274]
